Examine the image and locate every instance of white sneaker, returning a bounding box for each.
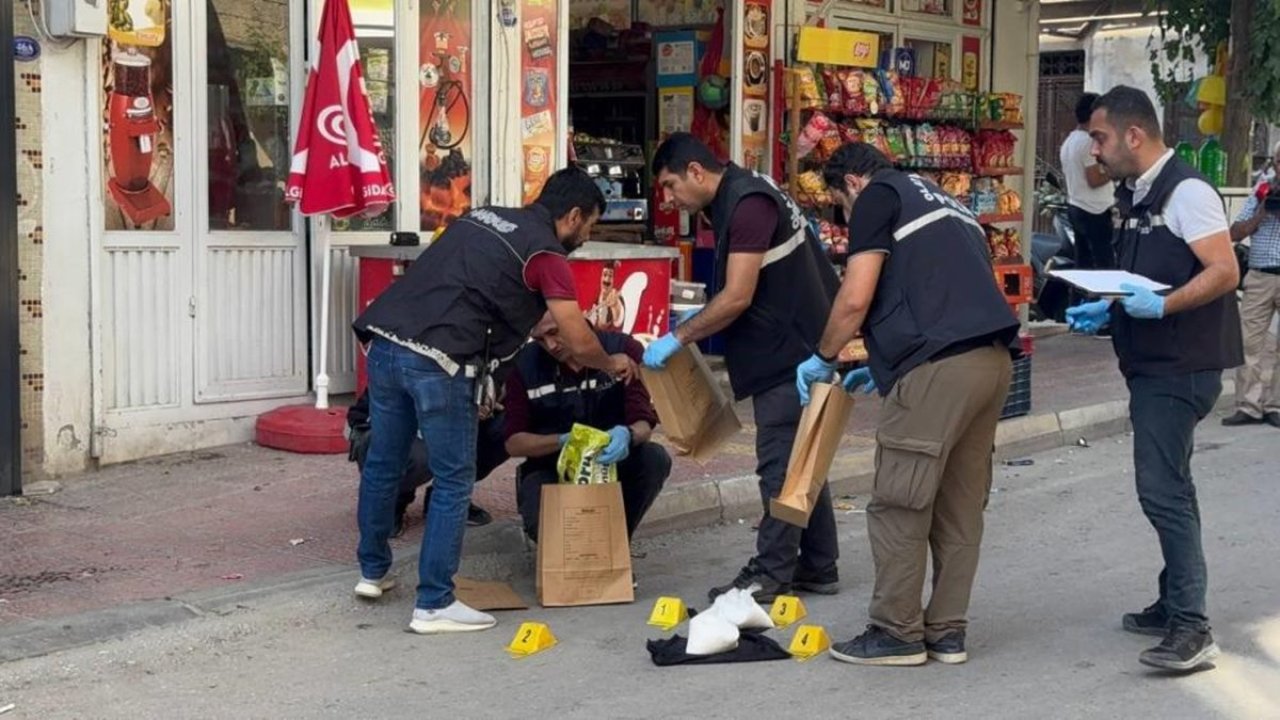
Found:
[408,601,497,634]
[354,576,396,599]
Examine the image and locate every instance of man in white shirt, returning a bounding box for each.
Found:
[1066,86,1242,673]
[1059,92,1116,271]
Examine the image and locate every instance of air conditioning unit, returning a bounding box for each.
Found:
[45,0,109,38]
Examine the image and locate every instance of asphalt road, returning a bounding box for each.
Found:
[1,417,1278,719]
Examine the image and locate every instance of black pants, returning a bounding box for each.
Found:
[517,442,671,542]
[349,414,509,514]
[1127,371,1222,631]
[750,380,839,583]
[1067,205,1116,270]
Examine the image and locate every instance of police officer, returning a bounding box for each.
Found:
[1067,86,1242,672]
[643,133,841,604]
[799,142,1019,667]
[504,312,670,542]
[351,168,637,635]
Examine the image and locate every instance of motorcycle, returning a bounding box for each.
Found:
[1030,170,1077,323]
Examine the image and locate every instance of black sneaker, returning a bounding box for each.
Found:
[829,625,927,666]
[467,504,493,527]
[1122,602,1170,637]
[793,569,840,596]
[1265,411,1280,429]
[1139,625,1220,672]
[708,565,791,605]
[1221,411,1264,427]
[926,630,967,664]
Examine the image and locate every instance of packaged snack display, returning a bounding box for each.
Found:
[986,228,1022,261]
[972,130,1017,172]
[793,171,830,207]
[822,70,843,113]
[792,66,822,110]
[796,112,835,159]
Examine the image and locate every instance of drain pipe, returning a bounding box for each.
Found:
[1,0,23,495]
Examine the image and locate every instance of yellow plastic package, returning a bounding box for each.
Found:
[556,423,618,485]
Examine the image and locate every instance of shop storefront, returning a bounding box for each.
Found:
[21,0,1039,472]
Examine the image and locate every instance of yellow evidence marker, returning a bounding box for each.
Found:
[647,596,690,631]
[788,624,832,660]
[506,622,557,658]
[769,595,807,628]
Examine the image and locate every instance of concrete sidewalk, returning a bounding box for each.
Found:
[0,333,1185,659]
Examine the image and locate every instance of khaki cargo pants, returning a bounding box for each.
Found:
[866,344,1012,644]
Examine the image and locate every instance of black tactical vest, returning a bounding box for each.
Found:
[1110,156,1243,378]
[513,331,633,472]
[353,205,566,372]
[861,170,1020,393]
[708,164,840,400]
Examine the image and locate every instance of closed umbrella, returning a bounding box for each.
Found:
[286,0,394,409]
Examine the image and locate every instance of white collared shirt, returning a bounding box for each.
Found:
[1126,149,1228,245]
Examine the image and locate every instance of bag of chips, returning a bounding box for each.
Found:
[556,423,618,485]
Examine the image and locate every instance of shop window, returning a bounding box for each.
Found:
[102,0,176,231]
[419,0,475,231]
[336,0,397,232]
[206,0,294,231]
[900,0,950,18]
[1161,81,1204,149]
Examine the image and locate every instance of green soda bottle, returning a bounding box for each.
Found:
[1198,137,1227,187]
[1175,140,1198,170]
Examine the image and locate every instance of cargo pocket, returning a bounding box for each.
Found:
[873,433,945,510]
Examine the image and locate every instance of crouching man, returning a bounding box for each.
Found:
[504,313,671,542]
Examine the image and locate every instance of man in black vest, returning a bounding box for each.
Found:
[351,169,637,636]
[504,312,670,542]
[1067,86,1242,672]
[644,133,841,604]
[802,142,1019,667]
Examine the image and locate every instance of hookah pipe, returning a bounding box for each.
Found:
[421,48,471,151]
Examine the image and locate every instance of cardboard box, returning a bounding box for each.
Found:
[769,382,855,528]
[640,344,742,461]
[536,483,635,607]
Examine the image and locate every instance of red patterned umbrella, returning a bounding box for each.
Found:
[286,0,394,218]
[285,0,395,411]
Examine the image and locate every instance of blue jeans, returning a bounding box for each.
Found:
[1127,370,1222,631]
[357,338,477,610]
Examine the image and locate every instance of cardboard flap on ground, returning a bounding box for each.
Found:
[770,383,855,528]
[454,577,528,611]
[641,345,742,462]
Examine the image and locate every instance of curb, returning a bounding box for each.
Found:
[0,386,1235,664]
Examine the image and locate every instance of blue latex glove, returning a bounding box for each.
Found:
[796,354,838,406]
[841,367,877,394]
[558,433,569,448]
[643,333,683,369]
[597,426,632,465]
[1065,299,1113,335]
[1118,283,1165,319]
[676,307,702,325]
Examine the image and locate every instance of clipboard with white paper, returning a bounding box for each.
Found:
[1047,269,1172,297]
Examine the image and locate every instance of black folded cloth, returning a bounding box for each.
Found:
[646,631,791,666]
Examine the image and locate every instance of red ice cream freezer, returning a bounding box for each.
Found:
[350,241,680,393]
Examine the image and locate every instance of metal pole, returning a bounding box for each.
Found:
[1,0,24,495]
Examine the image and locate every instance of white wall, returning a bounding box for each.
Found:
[39,40,95,476]
[1039,25,1211,122]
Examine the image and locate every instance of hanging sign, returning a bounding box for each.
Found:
[796,27,880,68]
[13,36,40,62]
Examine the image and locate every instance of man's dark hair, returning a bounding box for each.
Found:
[651,132,726,176]
[1091,85,1162,141]
[822,142,893,188]
[534,167,606,219]
[1075,92,1100,125]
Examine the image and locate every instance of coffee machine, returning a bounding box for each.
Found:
[107,51,172,224]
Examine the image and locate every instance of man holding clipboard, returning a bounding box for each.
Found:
[1065,87,1242,673]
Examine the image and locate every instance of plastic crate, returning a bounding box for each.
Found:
[1000,354,1032,420]
[994,263,1033,306]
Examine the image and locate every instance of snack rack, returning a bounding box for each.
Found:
[781,65,1033,415]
